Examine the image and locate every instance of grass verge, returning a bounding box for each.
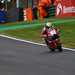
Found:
[0,19,75,48]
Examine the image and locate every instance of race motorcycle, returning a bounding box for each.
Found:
[44,34,63,52]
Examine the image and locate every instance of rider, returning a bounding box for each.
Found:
[41,21,62,52]
[41,21,60,39]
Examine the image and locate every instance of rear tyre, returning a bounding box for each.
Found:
[57,45,63,52]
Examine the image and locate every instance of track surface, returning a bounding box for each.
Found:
[0,37,75,75]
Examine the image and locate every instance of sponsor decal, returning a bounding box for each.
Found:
[63,6,75,13]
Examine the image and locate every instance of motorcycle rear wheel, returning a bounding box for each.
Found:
[57,45,63,52]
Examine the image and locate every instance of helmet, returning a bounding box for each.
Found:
[45,22,52,28]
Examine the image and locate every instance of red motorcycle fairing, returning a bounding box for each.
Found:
[49,40,58,49]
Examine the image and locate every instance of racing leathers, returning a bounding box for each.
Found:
[41,27,60,45]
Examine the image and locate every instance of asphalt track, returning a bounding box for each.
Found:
[0,37,75,75]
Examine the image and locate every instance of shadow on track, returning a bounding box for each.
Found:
[40,50,63,55]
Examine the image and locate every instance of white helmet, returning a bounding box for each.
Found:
[45,22,52,28]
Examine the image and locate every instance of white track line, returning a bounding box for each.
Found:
[0,34,75,51]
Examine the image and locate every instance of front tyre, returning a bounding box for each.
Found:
[51,48,55,52]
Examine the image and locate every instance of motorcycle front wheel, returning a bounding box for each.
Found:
[44,38,55,52]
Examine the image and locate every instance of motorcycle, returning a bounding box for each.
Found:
[44,34,63,52]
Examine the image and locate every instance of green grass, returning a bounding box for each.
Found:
[0,20,75,48]
[60,24,75,48]
[0,17,75,48]
[0,26,43,43]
